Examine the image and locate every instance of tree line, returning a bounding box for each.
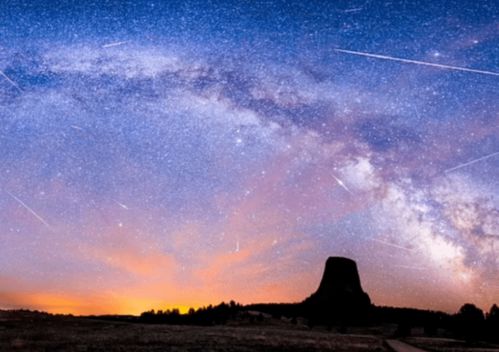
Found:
[136,301,499,342]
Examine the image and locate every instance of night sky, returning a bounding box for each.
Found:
[0,0,498,315]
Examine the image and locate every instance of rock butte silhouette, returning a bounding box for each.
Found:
[303,256,371,322]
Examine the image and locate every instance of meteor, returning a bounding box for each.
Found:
[444,151,499,173]
[102,41,128,48]
[341,7,364,13]
[0,70,22,92]
[393,264,425,271]
[6,191,53,230]
[370,238,412,252]
[334,48,499,77]
[332,174,353,194]
[115,200,129,210]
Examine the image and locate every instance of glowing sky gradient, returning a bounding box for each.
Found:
[0,0,498,315]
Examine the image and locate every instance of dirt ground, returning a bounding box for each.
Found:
[0,311,388,352]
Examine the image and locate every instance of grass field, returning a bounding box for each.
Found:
[0,311,388,351]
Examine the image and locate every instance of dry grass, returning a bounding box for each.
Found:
[0,312,387,351]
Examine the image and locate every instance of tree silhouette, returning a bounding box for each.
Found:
[454,303,485,341]
[458,304,484,321]
[486,304,499,342]
[487,304,499,322]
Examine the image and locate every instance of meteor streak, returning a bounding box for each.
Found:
[341,7,364,13]
[0,70,22,92]
[115,200,129,210]
[332,174,352,194]
[6,191,53,230]
[444,151,499,173]
[393,264,425,270]
[102,41,129,48]
[334,48,499,77]
[370,238,412,252]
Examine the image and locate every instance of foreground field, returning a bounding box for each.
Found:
[0,312,387,352]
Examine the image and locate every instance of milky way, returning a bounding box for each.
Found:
[0,0,498,314]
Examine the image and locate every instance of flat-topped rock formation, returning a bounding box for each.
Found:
[303,257,371,322]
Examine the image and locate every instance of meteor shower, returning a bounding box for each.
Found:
[0,1,498,351]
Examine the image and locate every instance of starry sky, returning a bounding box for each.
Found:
[0,0,498,315]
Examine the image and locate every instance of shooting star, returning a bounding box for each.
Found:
[0,70,22,92]
[444,151,499,173]
[370,238,412,252]
[114,200,129,210]
[102,41,129,48]
[6,191,53,230]
[393,264,425,271]
[341,7,364,13]
[332,174,353,194]
[334,48,499,77]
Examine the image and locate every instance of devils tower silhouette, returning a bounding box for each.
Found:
[302,257,371,324]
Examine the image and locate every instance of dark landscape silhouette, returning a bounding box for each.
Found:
[133,257,499,342]
[1,256,498,351]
